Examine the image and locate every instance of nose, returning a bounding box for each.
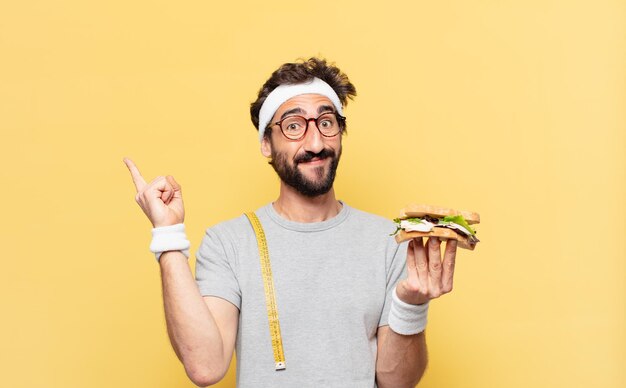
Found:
[302,119,325,154]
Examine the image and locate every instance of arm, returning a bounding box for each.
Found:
[123,158,238,386]
[376,237,457,387]
[375,326,427,388]
[160,251,238,387]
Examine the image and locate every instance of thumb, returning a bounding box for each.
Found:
[166,175,181,193]
[162,175,181,203]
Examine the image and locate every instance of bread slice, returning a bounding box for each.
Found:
[395,228,476,250]
[400,204,480,224]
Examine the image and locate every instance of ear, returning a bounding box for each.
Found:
[260,136,272,158]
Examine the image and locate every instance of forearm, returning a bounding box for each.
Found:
[376,329,428,388]
[159,251,227,385]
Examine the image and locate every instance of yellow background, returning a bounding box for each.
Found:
[1,0,624,387]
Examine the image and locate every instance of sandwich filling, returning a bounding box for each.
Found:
[392,215,480,244]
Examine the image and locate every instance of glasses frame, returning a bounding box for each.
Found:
[271,111,346,141]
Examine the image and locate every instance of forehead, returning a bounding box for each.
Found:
[273,94,334,118]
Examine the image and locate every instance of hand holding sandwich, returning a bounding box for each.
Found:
[123,157,185,228]
[396,236,457,306]
[393,204,480,305]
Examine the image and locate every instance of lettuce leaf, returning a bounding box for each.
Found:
[442,215,476,235]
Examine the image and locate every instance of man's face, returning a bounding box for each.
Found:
[261,94,343,197]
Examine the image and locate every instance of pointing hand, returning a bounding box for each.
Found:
[123,157,185,228]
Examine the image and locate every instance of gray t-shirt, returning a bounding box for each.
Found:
[195,202,408,387]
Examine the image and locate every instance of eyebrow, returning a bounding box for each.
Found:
[279,105,336,121]
[280,107,305,121]
[318,105,335,114]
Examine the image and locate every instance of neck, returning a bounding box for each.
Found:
[272,183,342,223]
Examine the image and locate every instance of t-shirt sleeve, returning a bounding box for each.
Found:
[194,227,241,310]
[378,237,409,327]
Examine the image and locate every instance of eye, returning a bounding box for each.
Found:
[319,119,332,128]
[281,117,305,133]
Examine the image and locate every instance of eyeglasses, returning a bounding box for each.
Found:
[271,111,346,141]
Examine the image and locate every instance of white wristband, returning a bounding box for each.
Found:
[149,223,190,262]
[388,288,429,335]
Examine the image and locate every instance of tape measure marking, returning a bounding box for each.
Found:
[245,212,286,371]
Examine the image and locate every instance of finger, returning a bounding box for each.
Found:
[441,239,457,293]
[155,178,174,204]
[166,175,180,190]
[428,237,443,295]
[162,183,174,204]
[413,237,429,284]
[406,239,419,280]
[123,157,147,192]
[165,175,182,198]
[141,176,167,203]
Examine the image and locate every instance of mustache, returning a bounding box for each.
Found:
[294,148,336,164]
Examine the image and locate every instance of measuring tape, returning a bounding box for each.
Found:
[245,212,286,371]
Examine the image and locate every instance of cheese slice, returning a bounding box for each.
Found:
[400,219,472,237]
[400,219,435,232]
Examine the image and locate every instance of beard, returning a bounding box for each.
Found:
[269,146,342,197]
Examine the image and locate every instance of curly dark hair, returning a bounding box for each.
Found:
[250,57,357,138]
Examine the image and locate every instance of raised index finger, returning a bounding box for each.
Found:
[123,157,147,191]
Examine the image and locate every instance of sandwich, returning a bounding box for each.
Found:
[392,204,480,250]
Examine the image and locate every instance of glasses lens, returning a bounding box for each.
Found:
[280,116,307,139]
[316,113,340,136]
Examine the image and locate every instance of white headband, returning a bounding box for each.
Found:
[257,77,343,142]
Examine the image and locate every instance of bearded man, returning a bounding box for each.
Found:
[124,57,458,387]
